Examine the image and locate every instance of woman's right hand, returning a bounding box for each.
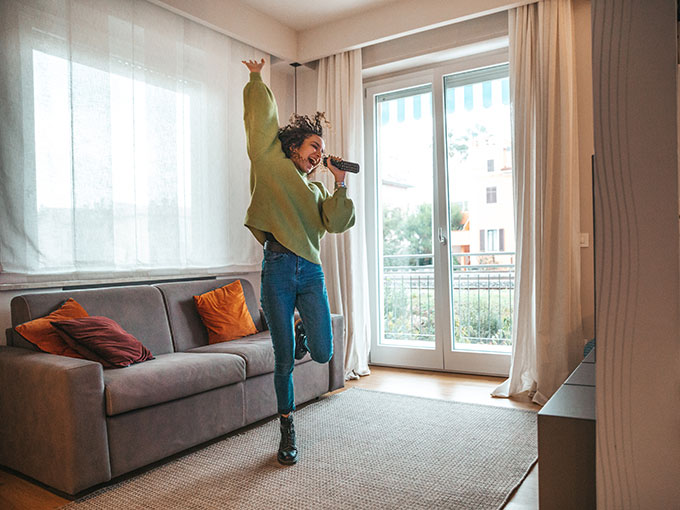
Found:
[242,58,265,73]
[325,156,347,184]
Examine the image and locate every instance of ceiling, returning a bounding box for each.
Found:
[153,0,521,63]
[238,0,403,31]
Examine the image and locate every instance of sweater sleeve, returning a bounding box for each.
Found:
[321,186,356,233]
[243,72,279,162]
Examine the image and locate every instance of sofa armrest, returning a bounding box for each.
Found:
[0,347,111,495]
[329,314,345,392]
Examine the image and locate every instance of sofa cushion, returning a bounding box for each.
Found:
[104,352,245,416]
[187,331,309,378]
[155,278,263,352]
[193,281,258,344]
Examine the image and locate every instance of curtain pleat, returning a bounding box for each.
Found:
[493,0,583,404]
[316,50,371,379]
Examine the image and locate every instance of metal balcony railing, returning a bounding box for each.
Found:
[382,251,514,348]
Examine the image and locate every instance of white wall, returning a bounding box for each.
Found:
[269,62,295,121]
[148,0,297,59]
[592,0,680,506]
[270,62,319,123]
[574,0,595,341]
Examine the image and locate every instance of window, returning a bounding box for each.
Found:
[486,186,497,203]
[487,229,499,251]
[0,0,263,281]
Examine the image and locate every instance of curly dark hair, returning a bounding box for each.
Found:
[278,112,329,158]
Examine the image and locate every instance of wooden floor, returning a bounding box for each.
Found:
[0,365,539,510]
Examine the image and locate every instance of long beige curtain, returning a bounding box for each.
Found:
[492,0,583,404]
[316,50,371,379]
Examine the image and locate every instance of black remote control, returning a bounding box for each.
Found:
[323,156,360,173]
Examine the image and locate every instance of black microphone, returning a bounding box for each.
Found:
[323,156,360,173]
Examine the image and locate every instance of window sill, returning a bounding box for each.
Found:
[0,265,261,292]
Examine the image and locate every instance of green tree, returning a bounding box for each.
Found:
[450,202,465,231]
[383,201,467,266]
[447,124,492,160]
[383,203,432,266]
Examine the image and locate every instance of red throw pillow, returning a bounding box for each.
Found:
[14,298,89,358]
[194,280,258,344]
[53,328,116,368]
[51,316,154,368]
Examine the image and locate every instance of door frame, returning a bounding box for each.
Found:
[364,70,444,370]
[364,49,512,376]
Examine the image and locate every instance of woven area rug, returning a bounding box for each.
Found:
[62,388,537,510]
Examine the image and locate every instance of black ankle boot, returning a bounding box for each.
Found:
[278,414,298,465]
[294,319,308,360]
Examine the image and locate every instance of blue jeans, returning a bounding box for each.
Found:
[260,249,333,415]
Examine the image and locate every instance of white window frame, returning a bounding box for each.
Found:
[363,48,511,376]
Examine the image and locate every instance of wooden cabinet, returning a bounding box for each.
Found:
[537,350,595,509]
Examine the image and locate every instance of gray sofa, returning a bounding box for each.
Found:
[0,276,344,495]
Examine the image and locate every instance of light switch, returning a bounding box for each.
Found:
[579,233,589,248]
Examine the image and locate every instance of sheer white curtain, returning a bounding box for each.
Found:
[0,0,264,283]
[316,50,371,379]
[492,0,583,404]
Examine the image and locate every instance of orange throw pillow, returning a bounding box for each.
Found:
[14,298,89,358]
[194,281,258,344]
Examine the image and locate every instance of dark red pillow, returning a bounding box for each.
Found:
[51,317,154,368]
[53,327,115,368]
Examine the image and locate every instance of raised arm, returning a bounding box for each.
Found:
[242,59,280,162]
[242,59,265,73]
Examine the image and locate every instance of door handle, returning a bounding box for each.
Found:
[438,227,447,245]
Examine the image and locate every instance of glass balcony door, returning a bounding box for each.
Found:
[366,74,444,370]
[365,55,513,376]
[442,64,513,375]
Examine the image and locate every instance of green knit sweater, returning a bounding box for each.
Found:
[243,72,355,265]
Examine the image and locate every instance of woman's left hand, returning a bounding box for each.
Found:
[242,58,265,73]
[324,156,347,184]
